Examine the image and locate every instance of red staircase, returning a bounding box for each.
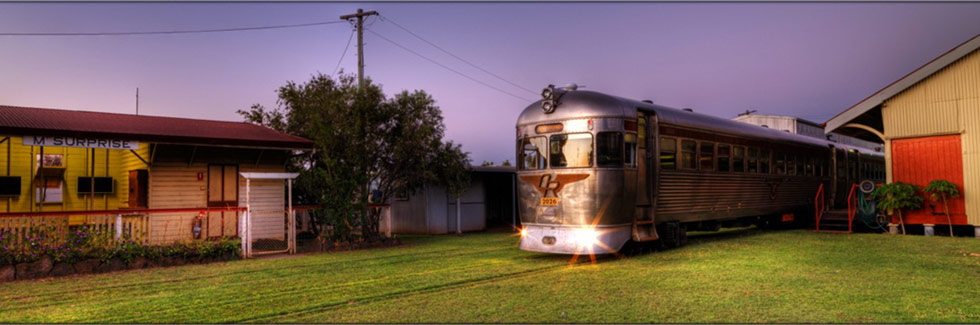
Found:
[815,184,858,233]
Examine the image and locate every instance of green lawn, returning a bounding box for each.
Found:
[1,228,979,323]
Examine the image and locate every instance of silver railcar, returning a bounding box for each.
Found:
[516,86,883,254]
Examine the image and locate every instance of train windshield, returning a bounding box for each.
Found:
[520,137,548,170]
[550,133,593,168]
[596,132,623,167]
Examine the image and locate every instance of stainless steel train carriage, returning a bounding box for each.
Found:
[516,85,883,254]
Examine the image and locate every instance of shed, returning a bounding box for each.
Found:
[824,32,980,237]
[0,105,313,244]
[385,166,516,235]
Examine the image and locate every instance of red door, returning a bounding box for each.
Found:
[891,135,967,225]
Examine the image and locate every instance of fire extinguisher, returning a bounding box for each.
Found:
[192,213,204,240]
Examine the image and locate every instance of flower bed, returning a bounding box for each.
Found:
[0,226,240,282]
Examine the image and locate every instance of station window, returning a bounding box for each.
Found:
[680,139,696,169]
[520,136,548,170]
[733,146,745,172]
[550,133,594,168]
[699,142,715,171]
[35,177,62,203]
[596,132,623,167]
[717,144,731,172]
[747,147,758,173]
[760,149,771,174]
[208,164,239,207]
[660,137,677,170]
[625,133,638,168]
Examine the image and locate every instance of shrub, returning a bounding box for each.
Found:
[870,182,924,235]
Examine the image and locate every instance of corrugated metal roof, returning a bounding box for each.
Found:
[0,105,313,149]
[825,31,980,133]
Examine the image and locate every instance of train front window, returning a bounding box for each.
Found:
[520,137,548,170]
[625,133,637,168]
[596,132,623,167]
[550,133,593,168]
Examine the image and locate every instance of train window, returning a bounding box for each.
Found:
[733,146,745,172]
[625,133,638,168]
[520,137,548,170]
[699,142,715,171]
[775,153,786,175]
[787,155,796,175]
[760,149,771,174]
[680,139,696,169]
[717,145,731,172]
[747,148,758,173]
[597,132,623,167]
[660,137,677,170]
[550,133,593,168]
[805,157,814,176]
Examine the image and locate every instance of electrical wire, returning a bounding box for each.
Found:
[379,14,538,96]
[0,20,347,36]
[333,27,356,75]
[367,29,531,103]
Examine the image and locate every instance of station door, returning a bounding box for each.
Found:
[891,134,967,225]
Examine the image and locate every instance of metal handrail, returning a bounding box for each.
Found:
[846,183,860,233]
[814,183,825,231]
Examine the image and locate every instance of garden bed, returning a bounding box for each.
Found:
[1,249,239,282]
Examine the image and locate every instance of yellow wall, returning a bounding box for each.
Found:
[882,48,980,225]
[0,136,151,213]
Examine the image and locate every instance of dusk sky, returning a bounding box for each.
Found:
[2,3,980,164]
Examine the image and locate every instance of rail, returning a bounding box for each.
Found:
[845,183,860,233]
[814,183,825,231]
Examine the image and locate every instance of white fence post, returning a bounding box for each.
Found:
[114,214,122,240]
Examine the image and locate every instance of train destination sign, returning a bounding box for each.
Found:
[24,136,139,150]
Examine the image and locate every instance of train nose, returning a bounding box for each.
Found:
[519,224,631,255]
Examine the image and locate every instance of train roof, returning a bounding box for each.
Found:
[517,89,883,156]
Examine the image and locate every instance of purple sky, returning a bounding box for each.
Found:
[2,3,980,164]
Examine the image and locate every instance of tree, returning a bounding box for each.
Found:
[870,182,924,235]
[481,161,495,167]
[924,180,960,237]
[501,160,512,166]
[239,72,471,241]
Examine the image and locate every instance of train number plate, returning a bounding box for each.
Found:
[540,198,559,206]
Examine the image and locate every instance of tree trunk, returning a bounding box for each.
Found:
[943,196,954,237]
[898,209,906,235]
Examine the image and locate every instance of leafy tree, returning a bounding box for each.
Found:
[481,161,495,167]
[501,160,512,166]
[239,72,471,241]
[924,180,960,237]
[870,182,924,235]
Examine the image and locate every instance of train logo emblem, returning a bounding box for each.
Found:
[519,174,589,198]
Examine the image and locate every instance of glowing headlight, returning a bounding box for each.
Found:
[570,228,598,246]
[520,229,527,237]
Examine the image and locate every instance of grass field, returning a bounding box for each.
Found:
[1,228,979,323]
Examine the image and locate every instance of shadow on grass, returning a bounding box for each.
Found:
[618,226,794,258]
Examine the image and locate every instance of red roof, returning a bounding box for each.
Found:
[0,105,313,149]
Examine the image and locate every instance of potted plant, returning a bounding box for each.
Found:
[870,182,924,235]
[924,179,960,237]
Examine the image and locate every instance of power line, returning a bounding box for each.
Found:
[367,29,531,103]
[379,14,538,96]
[333,27,356,75]
[0,20,346,36]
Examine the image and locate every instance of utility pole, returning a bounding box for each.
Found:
[340,8,378,88]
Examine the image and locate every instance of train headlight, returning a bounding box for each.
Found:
[520,229,528,237]
[541,84,555,100]
[570,228,599,247]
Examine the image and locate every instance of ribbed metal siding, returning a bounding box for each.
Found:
[882,48,980,225]
[655,171,823,222]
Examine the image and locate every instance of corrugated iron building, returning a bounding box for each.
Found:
[386,166,516,234]
[826,32,980,235]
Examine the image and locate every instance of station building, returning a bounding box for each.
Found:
[0,105,312,244]
[825,33,980,236]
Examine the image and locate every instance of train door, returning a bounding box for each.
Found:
[636,112,652,206]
